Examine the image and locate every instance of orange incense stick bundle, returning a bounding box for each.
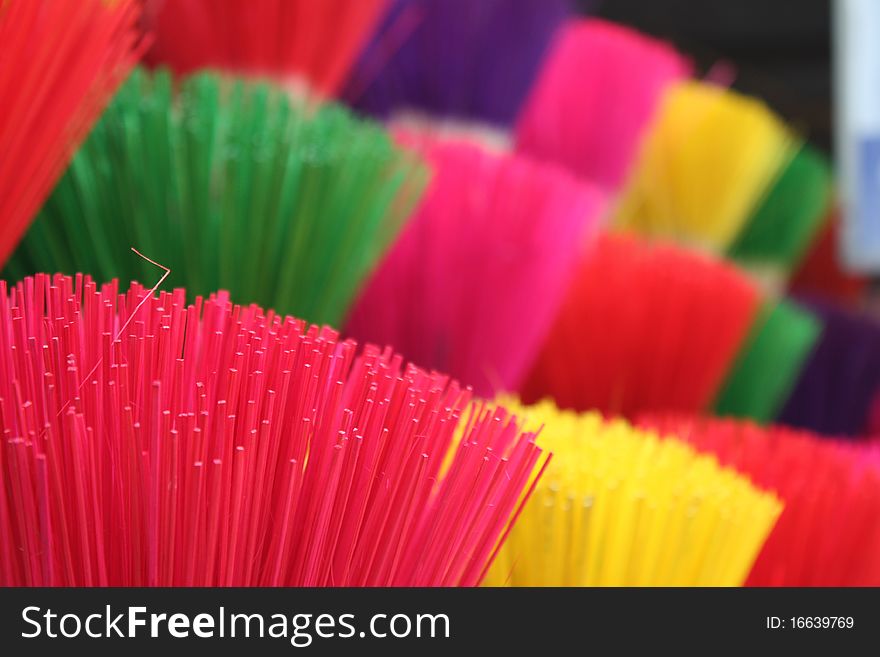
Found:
[0,0,143,266]
[522,233,760,418]
[0,272,545,586]
[143,0,387,97]
[641,416,880,586]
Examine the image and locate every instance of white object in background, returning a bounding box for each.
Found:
[836,0,880,272]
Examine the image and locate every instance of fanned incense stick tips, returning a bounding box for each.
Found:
[345,135,605,397]
[0,0,143,267]
[713,299,821,423]
[522,233,760,418]
[485,399,781,586]
[515,18,691,190]
[6,68,426,328]
[728,144,832,271]
[642,416,880,586]
[614,81,795,251]
[0,272,545,587]
[778,297,880,437]
[346,0,572,127]
[143,0,387,97]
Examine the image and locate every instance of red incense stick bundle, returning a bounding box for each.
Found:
[143,0,387,97]
[522,233,760,418]
[345,134,605,397]
[0,272,545,586]
[0,0,143,266]
[641,416,880,586]
[789,209,868,306]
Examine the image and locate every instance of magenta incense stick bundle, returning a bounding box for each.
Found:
[0,272,546,587]
[345,134,605,397]
[515,18,691,190]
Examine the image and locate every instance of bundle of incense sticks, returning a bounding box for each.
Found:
[0,0,143,267]
[6,68,426,328]
[515,18,691,191]
[642,416,880,585]
[485,399,781,586]
[522,233,760,418]
[143,0,387,97]
[0,272,546,586]
[345,134,605,397]
[777,296,880,437]
[789,210,869,306]
[346,0,573,128]
[728,144,832,274]
[713,299,821,423]
[614,81,795,251]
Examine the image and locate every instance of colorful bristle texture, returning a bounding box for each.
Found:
[0,0,143,267]
[614,81,795,251]
[0,272,545,587]
[344,135,605,397]
[728,144,832,272]
[143,0,387,97]
[522,233,760,418]
[515,18,691,191]
[713,299,821,423]
[485,399,781,586]
[346,0,572,127]
[777,297,880,437]
[642,416,880,586]
[6,68,426,328]
[789,209,869,306]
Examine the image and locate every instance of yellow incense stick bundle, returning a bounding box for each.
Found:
[485,399,782,586]
[614,81,795,251]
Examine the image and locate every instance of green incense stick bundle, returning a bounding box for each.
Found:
[728,144,831,272]
[713,299,821,423]
[6,67,426,326]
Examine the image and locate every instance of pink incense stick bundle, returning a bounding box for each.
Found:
[522,233,760,418]
[0,0,143,266]
[515,18,691,190]
[641,416,880,586]
[142,0,387,97]
[345,134,606,397]
[0,272,545,587]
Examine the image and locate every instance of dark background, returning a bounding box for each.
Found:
[587,0,832,152]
